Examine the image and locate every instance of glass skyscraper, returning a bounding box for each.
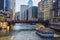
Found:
[0,0,4,10]
[4,0,13,11]
[28,0,33,8]
[4,0,16,20]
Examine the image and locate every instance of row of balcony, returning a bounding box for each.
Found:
[50,17,60,22]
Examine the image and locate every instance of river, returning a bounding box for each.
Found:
[12,23,60,40]
[0,23,60,40]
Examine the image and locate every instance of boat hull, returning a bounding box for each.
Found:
[36,32,54,37]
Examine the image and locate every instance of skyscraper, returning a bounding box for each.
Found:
[28,6,38,21]
[28,0,33,8]
[52,0,60,17]
[24,9,28,20]
[15,12,20,20]
[4,0,16,20]
[20,5,28,20]
[5,0,12,11]
[38,0,52,21]
[0,0,4,10]
[12,0,16,20]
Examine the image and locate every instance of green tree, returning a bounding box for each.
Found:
[0,16,4,21]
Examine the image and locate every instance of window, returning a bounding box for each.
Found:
[52,11,54,17]
[58,10,60,16]
[58,2,60,7]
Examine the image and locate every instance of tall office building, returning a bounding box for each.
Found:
[24,9,28,21]
[5,0,12,11]
[38,0,52,21]
[0,0,4,10]
[52,0,60,17]
[28,0,33,8]
[50,0,60,21]
[15,12,20,20]
[28,6,38,21]
[49,0,60,31]
[44,0,52,20]
[20,5,28,20]
[12,0,16,20]
[5,0,16,20]
[38,1,44,21]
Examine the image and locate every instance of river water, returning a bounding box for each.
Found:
[12,23,60,40]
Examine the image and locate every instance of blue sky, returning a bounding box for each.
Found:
[16,0,41,12]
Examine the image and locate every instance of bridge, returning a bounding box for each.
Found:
[7,20,49,26]
[7,20,48,23]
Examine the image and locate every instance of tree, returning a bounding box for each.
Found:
[0,16,4,21]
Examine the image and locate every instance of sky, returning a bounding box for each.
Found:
[16,0,41,12]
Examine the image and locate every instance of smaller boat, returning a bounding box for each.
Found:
[36,28,55,37]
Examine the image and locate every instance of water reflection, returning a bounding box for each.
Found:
[13,23,36,31]
[0,36,15,40]
[13,23,60,40]
[0,23,60,40]
[40,37,60,40]
[0,29,6,34]
[0,29,9,36]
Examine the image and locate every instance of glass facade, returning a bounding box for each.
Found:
[58,0,60,16]
[0,0,4,10]
[52,0,60,22]
[28,0,33,8]
[58,10,60,16]
[5,0,13,11]
[58,0,60,8]
[32,7,38,18]
[52,0,58,17]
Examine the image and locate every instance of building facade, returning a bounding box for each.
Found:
[20,5,28,20]
[15,12,20,20]
[51,0,60,22]
[28,0,33,8]
[28,6,38,21]
[0,0,4,10]
[38,1,44,21]
[5,0,16,20]
[38,0,52,21]
[24,9,28,21]
[49,0,60,31]
[12,0,16,20]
